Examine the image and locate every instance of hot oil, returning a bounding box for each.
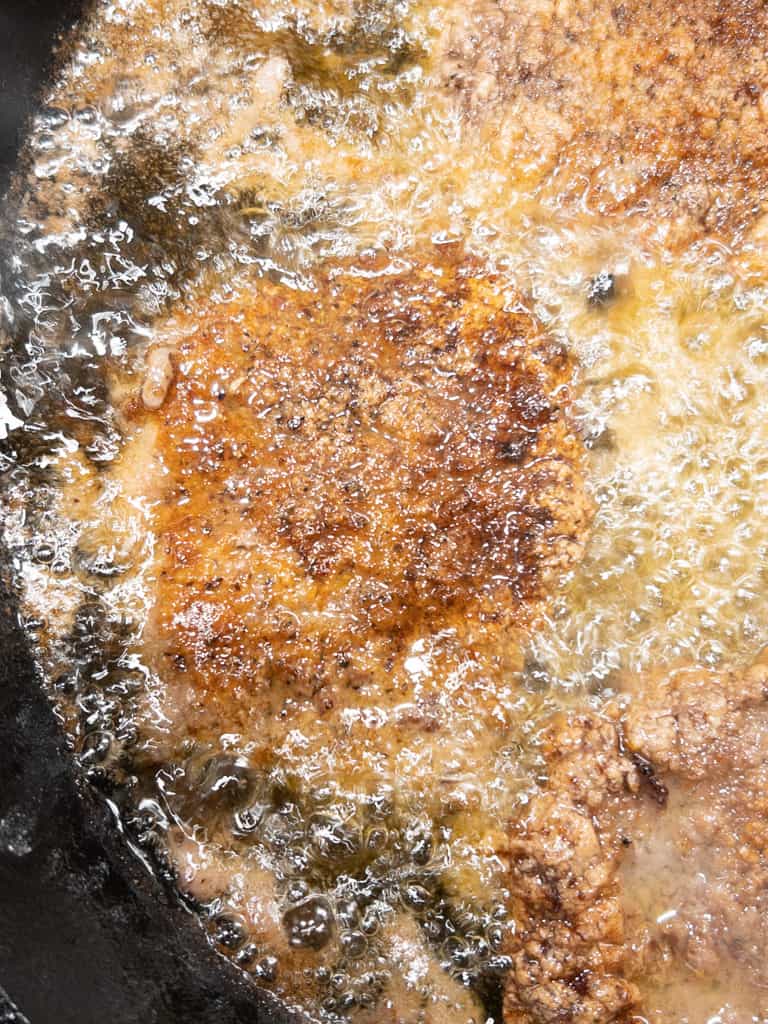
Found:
[527,251,768,688]
[3,0,768,1021]
[618,780,768,1024]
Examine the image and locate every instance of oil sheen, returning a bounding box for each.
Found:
[3,2,768,1022]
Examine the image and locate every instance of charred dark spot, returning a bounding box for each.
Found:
[740,80,761,102]
[631,751,669,807]
[100,134,188,241]
[568,968,592,996]
[528,506,556,528]
[499,428,536,463]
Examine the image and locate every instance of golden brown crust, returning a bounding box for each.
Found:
[141,252,589,727]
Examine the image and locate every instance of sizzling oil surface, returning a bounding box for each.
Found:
[4,1,768,1022]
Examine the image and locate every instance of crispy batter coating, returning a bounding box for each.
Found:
[439,0,768,243]
[502,658,768,1024]
[139,252,589,742]
[502,711,641,1024]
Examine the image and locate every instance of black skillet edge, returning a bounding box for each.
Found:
[0,3,302,1021]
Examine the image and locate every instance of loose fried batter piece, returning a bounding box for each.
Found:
[502,658,768,1024]
[439,0,768,243]
[134,251,588,753]
[502,711,641,1024]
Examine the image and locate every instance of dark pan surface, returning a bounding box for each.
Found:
[0,577,300,1024]
[0,4,298,1021]
[0,1,83,194]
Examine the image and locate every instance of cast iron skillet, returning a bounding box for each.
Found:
[0,4,300,1022]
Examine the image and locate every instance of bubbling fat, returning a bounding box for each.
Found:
[4,1,768,1022]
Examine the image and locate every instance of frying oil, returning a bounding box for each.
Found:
[3,1,768,1021]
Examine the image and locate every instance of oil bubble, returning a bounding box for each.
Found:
[340,930,367,959]
[283,896,335,950]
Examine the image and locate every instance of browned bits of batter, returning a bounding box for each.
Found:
[440,0,768,242]
[501,657,768,1024]
[144,252,588,714]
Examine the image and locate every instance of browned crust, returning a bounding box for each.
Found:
[502,658,768,1024]
[140,251,589,724]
